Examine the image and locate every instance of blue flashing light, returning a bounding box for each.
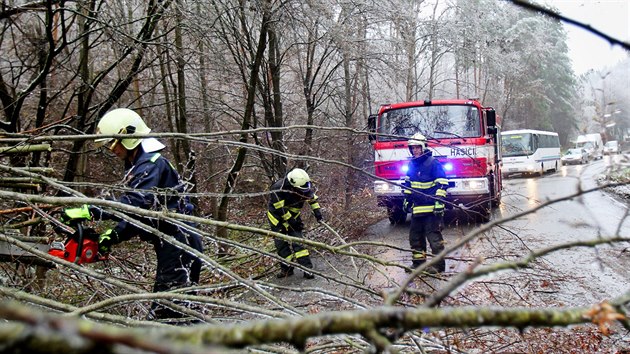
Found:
[443,162,454,172]
[401,164,409,173]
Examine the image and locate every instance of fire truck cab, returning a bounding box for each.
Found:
[367,99,502,224]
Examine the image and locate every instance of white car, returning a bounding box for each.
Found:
[604,140,619,155]
[561,148,589,165]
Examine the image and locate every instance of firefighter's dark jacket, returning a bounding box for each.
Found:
[403,151,449,215]
[93,146,201,286]
[267,178,322,231]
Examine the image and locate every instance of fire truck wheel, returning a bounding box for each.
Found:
[477,205,491,223]
[489,176,501,208]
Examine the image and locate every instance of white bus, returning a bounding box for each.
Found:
[501,129,561,177]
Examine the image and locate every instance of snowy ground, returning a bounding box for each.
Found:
[599,151,630,201]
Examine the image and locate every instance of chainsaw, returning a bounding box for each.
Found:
[48,222,108,264]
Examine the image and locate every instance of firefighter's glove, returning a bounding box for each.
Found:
[287,218,303,231]
[403,200,412,214]
[433,201,445,216]
[314,209,323,223]
[98,229,117,254]
[61,205,92,225]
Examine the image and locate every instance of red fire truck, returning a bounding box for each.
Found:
[367,99,502,224]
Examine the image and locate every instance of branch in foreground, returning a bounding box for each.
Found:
[0,299,623,353]
[510,0,630,51]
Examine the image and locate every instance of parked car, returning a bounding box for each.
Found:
[604,140,619,155]
[561,148,589,165]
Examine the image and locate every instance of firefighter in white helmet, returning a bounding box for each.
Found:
[267,168,324,279]
[402,133,449,274]
[62,108,203,321]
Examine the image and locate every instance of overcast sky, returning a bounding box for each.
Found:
[543,0,629,75]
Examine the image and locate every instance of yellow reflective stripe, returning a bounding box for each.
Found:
[273,200,285,209]
[284,254,294,262]
[294,249,310,259]
[281,211,292,221]
[434,202,444,210]
[436,189,447,197]
[410,181,435,189]
[65,205,91,219]
[150,153,161,163]
[412,251,426,260]
[403,189,412,195]
[310,202,320,210]
[412,205,434,213]
[435,178,448,185]
[288,207,301,213]
[267,211,280,225]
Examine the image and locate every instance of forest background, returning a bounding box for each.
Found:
[0,0,629,353]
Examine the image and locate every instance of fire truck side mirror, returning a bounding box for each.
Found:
[367,114,377,142]
[486,109,497,135]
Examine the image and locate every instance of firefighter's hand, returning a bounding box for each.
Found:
[61,205,92,224]
[288,218,303,231]
[98,229,117,253]
[402,200,412,214]
[314,210,324,223]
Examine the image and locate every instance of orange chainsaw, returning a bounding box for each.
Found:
[48,222,107,264]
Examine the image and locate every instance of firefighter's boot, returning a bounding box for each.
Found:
[405,251,426,273]
[276,267,294,278]
[303,271,315,279]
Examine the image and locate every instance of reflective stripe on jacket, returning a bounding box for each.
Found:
[267,178,320,228]
[403,152,449,215]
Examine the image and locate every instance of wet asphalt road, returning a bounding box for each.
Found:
[494,154,630,306]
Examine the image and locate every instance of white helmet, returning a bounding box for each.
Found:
[408,133,427,150]
[287,168,311,191]
[95,108,151,150]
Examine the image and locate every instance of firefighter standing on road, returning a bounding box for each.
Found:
[402,133,449,273]
[62,108,203,321]
[267,168,323,279]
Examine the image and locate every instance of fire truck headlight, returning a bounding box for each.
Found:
[462,180,487,191]
[374,181,393,193]
[443,162,453,172]
[470,180,486,190]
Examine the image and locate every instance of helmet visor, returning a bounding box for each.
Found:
[94,127,126,150]
[293,181,312,191]
[94,137,112,148]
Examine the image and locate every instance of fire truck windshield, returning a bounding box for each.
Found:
[378,105,481,141]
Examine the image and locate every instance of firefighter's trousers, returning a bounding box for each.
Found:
[409,213,445,272]
[150,228,204,321]
[274,228,313,271]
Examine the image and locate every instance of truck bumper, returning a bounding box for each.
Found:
[374,177,491,209]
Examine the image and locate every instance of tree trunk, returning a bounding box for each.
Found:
[216,2,271,252]
[268,21,287,177]
[196,3,217,218]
